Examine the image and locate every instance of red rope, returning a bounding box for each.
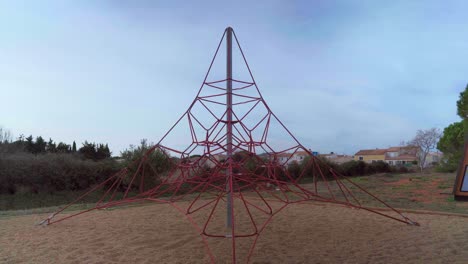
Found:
[42,28,419,264]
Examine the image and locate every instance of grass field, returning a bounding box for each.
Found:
[346,171,468,214]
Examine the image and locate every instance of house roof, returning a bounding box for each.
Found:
[277,153,291,158]
[355,149,388,156]
[294,151,309,156]
[387,147,401,152]
[332,157,354,164]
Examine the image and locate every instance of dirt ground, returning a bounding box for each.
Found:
[1,201,468,264]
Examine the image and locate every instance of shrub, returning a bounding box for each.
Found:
[396,166,409,173]
[339,160,367,176]
[0,152,120,195]
[302,159,396,179]
[287,161,301,179]
[368,161,392,174]
[120,139,173,191]
[435,158,458,172]
[300,156,341,180]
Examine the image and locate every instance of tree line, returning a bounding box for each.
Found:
[437,84,468,172]
[0,131,116,200]
[0,133,174,209]
[0,133,110,161]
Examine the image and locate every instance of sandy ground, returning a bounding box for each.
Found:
[1,202,468,264]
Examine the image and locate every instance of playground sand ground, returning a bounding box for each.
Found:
[1,202,468,264]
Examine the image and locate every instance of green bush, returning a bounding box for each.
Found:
[120,139,173,191]
[0,153,120,195]
[396,166,409,173]
[340,160,367,176]
[300,156,341,180]
[435,158,458,172]
[298,158,400,180]
[287,161,301,179]
[368,161,392,174]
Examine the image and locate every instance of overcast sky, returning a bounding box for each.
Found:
[0,1,466,155]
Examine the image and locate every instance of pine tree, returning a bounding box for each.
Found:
[457,84,468,143]
[57,142,71,153]
[25,135,34,153]
[34,136,47,154]
[105,144,111,157]
[13,134,26,152]
[72,141,77,152]
[47,138,56,153]
[438,84,468,171]
[457,84,468,120]
[79,141,97,160]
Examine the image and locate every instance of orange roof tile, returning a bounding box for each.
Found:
[355,149,387,155]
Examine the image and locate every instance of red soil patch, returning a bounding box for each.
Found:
[383,177,446,204]
[411,179,444,204]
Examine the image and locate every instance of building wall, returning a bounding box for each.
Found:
[322,155,353,164]
[354,154,385,163]
[386,159,416,166]
[291,154,307,163]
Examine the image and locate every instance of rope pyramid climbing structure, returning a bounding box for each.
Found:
[42,27,419,263]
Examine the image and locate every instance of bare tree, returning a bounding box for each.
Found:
[0,126,12,144]
[409,128,442,172]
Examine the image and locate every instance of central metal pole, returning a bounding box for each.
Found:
[226,27,233,229]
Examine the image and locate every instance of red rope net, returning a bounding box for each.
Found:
[42,28,419,263]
